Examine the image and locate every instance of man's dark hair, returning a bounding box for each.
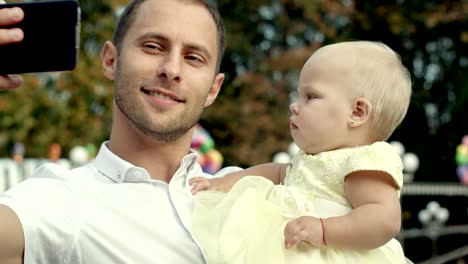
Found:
[112,0,226,71]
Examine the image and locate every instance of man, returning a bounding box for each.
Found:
[0,0,235,263]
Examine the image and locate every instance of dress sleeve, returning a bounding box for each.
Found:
[0,163,79,263]
[342,142,404,190]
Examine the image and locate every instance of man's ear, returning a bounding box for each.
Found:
[349,97,372,127]
[204,73,225,107]
[101,41,117,81]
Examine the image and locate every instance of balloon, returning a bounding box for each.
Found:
[12,142,25,163]
[288,142,300,157]
[273,152,291,163]
[456,165,468,184]
[403,152,420,173]
[86,144,97,159]
[191,124,215,154]
[455,145,468,165]
[455,135,468,184]
[191,124,223,173]
[69,146,89,167]
[202,149,223,174]
[389,141,405,157]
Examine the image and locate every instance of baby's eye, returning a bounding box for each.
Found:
[306,94,316,101]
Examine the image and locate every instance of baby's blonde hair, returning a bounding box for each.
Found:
[321,41,412,141]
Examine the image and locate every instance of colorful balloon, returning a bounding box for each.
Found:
[456,165,468,184]
[456,135,468,184]
[202,149,223,174]
[191,124,223,173]
[12,142,25,164]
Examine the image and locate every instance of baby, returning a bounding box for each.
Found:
[191,41,412,264]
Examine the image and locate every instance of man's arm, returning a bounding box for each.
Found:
[0,205,24,264]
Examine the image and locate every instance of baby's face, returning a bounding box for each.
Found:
[289,48,358,154]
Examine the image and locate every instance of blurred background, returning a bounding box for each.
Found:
[0,0,467,263]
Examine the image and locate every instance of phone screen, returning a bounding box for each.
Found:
[0,0,80,74]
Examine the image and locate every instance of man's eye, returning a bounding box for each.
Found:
[186,55,198,61]
[143,42,162,50]
[306,94,315,100]
[185,51,208,64]
[186,55,203,63]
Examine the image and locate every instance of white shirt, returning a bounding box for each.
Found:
[0,142,240,264]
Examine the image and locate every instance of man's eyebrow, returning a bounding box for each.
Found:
[136,32,168,43]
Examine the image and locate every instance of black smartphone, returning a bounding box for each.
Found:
[0,0,80,74]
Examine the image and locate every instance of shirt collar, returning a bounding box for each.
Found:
[92,141,201,183]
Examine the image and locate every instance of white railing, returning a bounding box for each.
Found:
[0,158,72,192]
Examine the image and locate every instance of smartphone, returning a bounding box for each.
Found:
[0,0,80,74]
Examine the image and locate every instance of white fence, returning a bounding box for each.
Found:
[0,158,72,192]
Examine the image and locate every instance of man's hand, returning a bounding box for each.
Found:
[284,216,324,249]
[0,1,24,89]
[0,1,24,44]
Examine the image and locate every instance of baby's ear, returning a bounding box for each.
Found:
[348,97,372,127]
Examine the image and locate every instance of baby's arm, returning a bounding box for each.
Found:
[190,162,288,194]
[284,171,401,249]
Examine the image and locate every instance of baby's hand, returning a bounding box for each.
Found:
[190,177,213,194]
[284,216,324,248]
[190,177,232,195]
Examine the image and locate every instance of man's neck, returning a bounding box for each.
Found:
[108,126,194,183]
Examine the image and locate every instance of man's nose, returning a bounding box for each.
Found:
[158,53,182,82]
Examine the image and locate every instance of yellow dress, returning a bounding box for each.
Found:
[193,142,407,264]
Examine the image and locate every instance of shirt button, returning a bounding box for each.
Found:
[133,170,143,179]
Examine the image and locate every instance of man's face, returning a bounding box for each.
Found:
[103,0,224,142]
